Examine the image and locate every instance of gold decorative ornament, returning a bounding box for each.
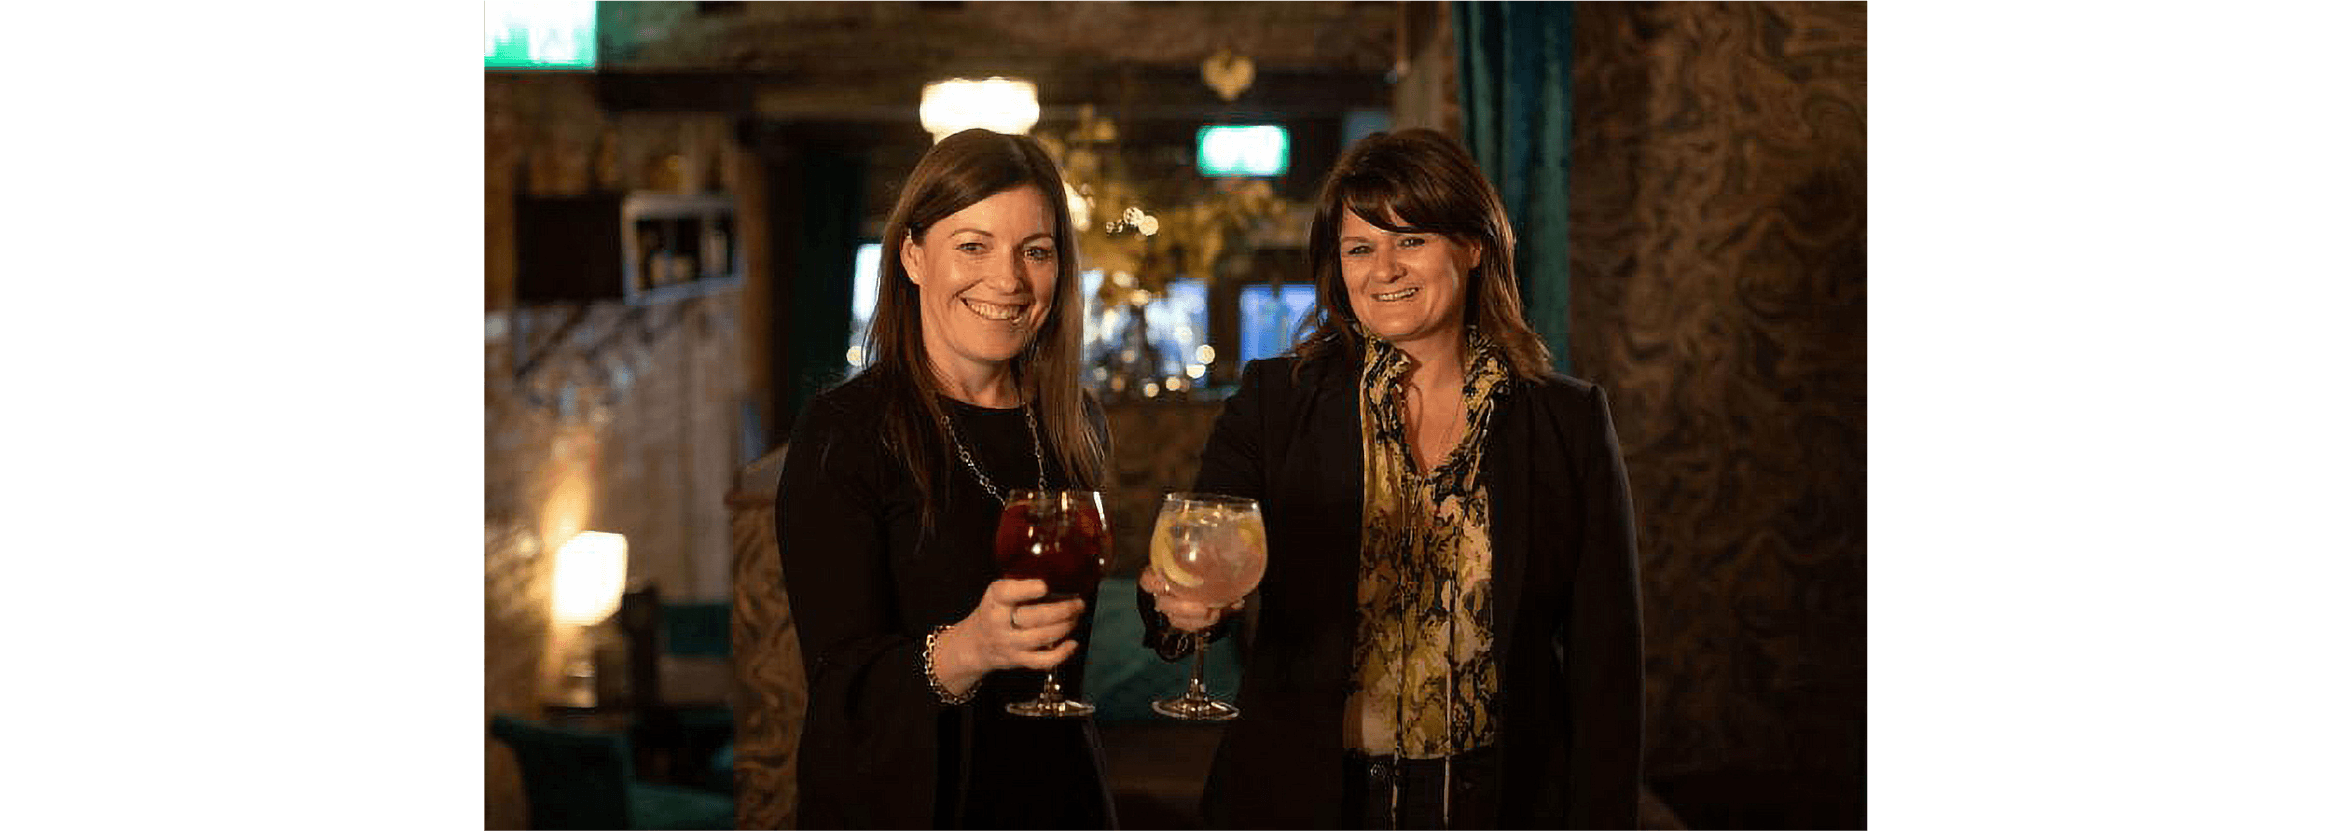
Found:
[1202,50,1256,102]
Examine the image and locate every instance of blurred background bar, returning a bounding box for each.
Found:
[485,2,1865,829]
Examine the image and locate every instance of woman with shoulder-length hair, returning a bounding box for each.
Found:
[777,128,1117,829]
[1140,128,1643,829]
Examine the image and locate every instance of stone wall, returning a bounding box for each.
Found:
[485,72,758,829]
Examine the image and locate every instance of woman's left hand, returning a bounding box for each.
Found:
[1139,565,1243,632]
[930,578,1085,696]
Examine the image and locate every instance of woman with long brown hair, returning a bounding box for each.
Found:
[777,128,1116,828]
[1141,128,1644,828]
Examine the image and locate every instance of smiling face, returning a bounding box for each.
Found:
[1337,208,1481,350]
[900,185,1061,392]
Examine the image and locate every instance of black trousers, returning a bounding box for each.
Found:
[1338,747,1500,830]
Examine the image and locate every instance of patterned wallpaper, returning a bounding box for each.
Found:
[1565,1,1867,822]
[728,449,802,830]
[1101,401,1227,574]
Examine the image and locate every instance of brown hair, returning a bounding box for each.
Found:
[857,128,1106,525]
[1291,128,1553,379]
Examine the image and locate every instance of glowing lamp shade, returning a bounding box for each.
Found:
[920,78,1041,142]
[1196,125,1290,177]
[551,531,628,626]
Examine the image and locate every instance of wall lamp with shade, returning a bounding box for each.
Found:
[919,77,1040,142]
[550,530,628,706]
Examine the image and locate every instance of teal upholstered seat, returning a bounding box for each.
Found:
[619,590,735,795]
[705,743,735,794]
[490,714,733,829]
[662,603,732,658]
[1082,576,1244,721]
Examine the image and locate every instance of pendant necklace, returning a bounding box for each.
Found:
[940,400,1047,505]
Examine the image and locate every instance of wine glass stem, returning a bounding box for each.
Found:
[1190,635,1211,697]
[1039,670,1064,703]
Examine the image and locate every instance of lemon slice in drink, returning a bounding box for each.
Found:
[1149,513,1204,588]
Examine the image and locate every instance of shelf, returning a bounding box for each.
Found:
[622,193,741,306]
[630,275,743,306]
[514,190,743,306]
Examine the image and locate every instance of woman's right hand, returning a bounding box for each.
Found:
[1140,565,1240,633]
[930,578,1085,697]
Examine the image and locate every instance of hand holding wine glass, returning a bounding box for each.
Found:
[1145,492,1267,721]
[982,579,1086,662]
[1139,569,1242,632]
[934,578,1085,693]
[991,489,1110,717]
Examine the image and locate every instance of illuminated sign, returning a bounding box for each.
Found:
[485,1,598,70]
[1196,125,1290,177]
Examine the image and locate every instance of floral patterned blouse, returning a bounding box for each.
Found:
[1346,329,1512,758]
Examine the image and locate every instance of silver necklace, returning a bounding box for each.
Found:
[939,401,1046,505]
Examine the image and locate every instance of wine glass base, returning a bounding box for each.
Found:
[1006,698,1096,718]
[1151,695,1239,721]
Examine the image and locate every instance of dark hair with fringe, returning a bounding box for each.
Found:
[1291,128,1553,380]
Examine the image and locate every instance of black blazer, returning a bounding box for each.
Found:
[1180,353,1644,829]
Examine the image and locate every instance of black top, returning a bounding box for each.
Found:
[1145,353,1644,829]
[776,370,1115,829]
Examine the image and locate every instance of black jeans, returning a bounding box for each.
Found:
[1338,746,1499,830]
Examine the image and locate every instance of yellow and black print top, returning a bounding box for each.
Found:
[1346,329,1512,759]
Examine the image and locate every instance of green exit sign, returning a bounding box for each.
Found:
[485,1,598,70]
[1197,125,1290,178]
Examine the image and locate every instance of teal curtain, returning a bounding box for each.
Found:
[1455,1,1574,374]
[773,149,864,443]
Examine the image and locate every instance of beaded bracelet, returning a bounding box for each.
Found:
[923,624,978,705]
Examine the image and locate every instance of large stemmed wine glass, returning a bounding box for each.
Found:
[992,489,1110,718]
[1147,492,1267,721]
